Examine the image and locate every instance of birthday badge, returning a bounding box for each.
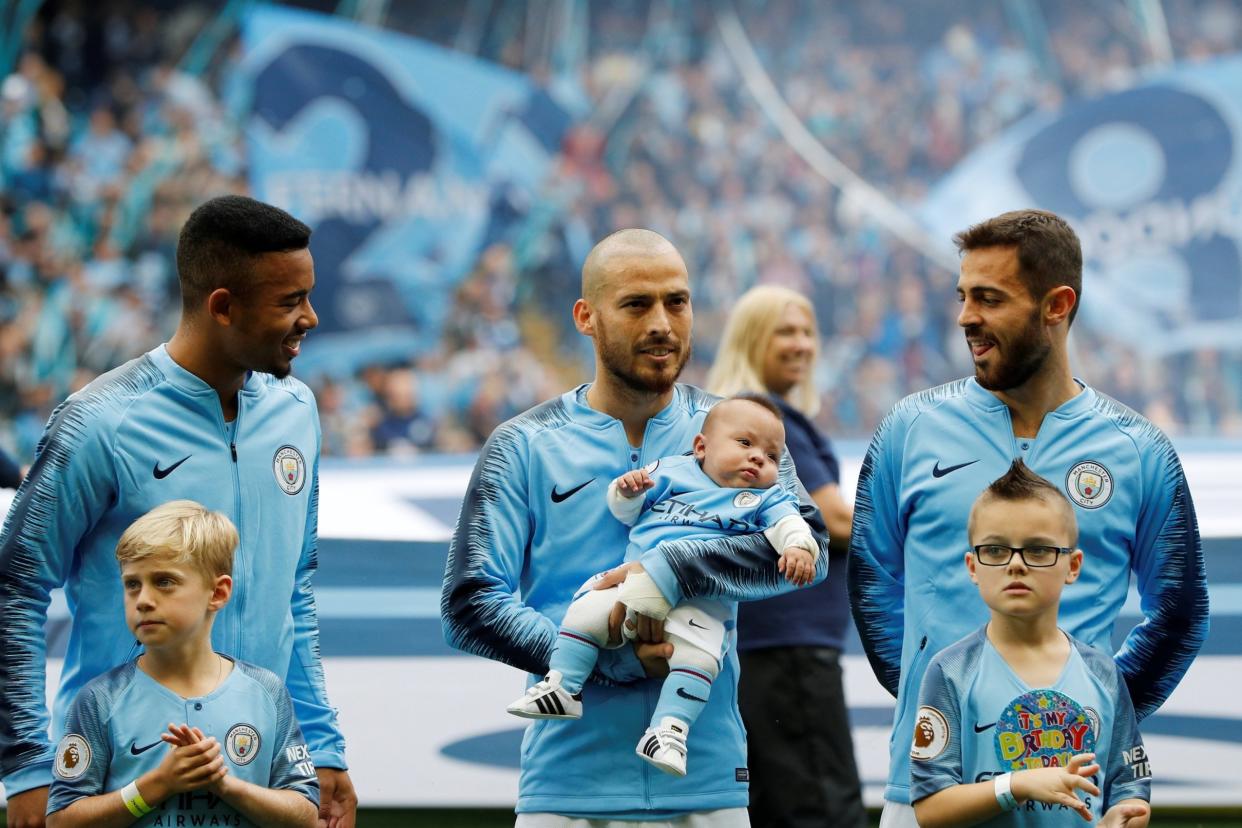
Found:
[995,689,1097,771]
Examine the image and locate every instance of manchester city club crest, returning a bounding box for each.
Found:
[273,445,307,495]
[1065,461,1114,509]
[733,491,760,508]
[226,723,261,765]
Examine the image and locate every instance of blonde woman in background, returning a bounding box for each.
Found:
[706,285,865,828]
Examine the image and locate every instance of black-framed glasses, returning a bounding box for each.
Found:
[972,544,1073,567]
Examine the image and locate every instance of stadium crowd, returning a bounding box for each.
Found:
[2,0,1241,464]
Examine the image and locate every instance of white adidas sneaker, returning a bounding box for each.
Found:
[635,716,689,776]
[506,670,583,719]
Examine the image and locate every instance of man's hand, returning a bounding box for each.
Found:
[779,547,815,586]
[614,470,655,498]
[596,563,656,644]
[1099,799,1150,828]
[316,767,357,828]
[634,640,673,678]
[5,786,48,828]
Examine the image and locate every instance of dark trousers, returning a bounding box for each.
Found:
[738,646,867,828]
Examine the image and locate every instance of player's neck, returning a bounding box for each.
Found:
[586,376,675,447]
[986,613,1069,686]
[167,328,246,421]
[991,350,1080,438]
[139,636,229,698]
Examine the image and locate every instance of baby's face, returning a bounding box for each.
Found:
[695,400,784,489]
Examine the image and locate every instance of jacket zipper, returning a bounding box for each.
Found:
[229,402,244,658]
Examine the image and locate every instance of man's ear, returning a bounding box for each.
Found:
[1044,285,1077,327]
[572,298,593,337]
[206,288,234,326]
[965,550,979,584]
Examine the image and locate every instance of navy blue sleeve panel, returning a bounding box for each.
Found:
[847,402,910,698]
[639,446,829,607]
[0,445,22,489]
[909,656,963,804]
[441,415,559,676]
[1108,405,1209,721]
[239,663,321,806]
[284,404,347,770]
[45,683,113,814]
[1077,645,1152,807]
[0,395,120,793]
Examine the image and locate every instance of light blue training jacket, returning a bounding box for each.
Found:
[442,384,828,819]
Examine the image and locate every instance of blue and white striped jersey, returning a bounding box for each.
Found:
[48,659,319,826]
[0,344,345,795]
[848,378,1207,804]
[911,628,1150,825]
[441,384,828,818]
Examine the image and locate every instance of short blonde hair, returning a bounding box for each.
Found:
[705,285,820,417]
[116,500,237,582]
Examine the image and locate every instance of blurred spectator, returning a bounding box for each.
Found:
[1,0,1240,462]
[707,285,865,828]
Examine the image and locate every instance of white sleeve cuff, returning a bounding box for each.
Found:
[606,479,645,525]
[763,514,819,562]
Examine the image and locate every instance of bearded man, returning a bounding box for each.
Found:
[848,209,1208,828]
[442,229,828,827]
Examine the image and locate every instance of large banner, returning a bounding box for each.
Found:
[241,5,569,371]
[922,56,1242,354]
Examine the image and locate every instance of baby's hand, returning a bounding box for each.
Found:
[778,547,815,586]
[615,470,655,498]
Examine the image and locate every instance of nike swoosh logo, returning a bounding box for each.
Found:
[550,478,595,503]
[932,459,979,478]
[153,455,192,479]
[687,619,709,630]
[974,721,997,733]
[676,687,708,703]
[130,739,163,755]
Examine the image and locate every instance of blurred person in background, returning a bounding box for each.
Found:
[706,285,865,828]
[0,446,23,489]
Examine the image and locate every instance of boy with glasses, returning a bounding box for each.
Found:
[909,461,1151,828]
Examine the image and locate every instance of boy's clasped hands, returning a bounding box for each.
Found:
[150,723,231,799]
